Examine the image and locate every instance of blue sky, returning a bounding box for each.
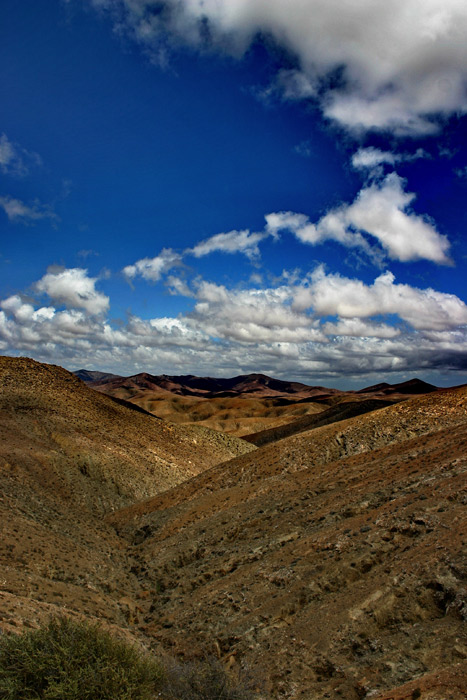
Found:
[1,0,467,388]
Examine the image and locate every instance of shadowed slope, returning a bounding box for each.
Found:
[243,398,395,446]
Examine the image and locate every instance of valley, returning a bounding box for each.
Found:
[0,356,465,699]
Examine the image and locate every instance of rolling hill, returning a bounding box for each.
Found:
[77,369,442,437]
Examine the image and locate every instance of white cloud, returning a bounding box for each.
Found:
[344,174,451,264]
[166,275,194,297]
[188,229,268,261]
[0,133,42,176]
[123,248,182,281]
[266,209,373,259]
[274,69,316,101]
[351,147,427,173]
[89,0,467,135]
[322,317,401,339]
[190,279,327,344]
[35,268,109,316]
[122,231,269,291]
[0,195,57,224]
[351,148,395,169]
[267,174,451,265]
[304,267,467,331]
[1,266,467,380]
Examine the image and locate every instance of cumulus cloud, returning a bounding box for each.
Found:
[2,265,467,380]
[0,133,42,176]
[304,267,467,331]
[0,195,58,225]
[190,279,327,344]
[322,317,401,339]
[188,229,268,261]
[123,248,182,281]
[89,0,467,135]
[344,174,451,264]
[35,268,109,316]
[123,230,272,287]
[267,174,451,265]
[265,209,373,258]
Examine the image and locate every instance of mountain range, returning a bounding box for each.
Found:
[75,369,441,437]
[75,369,439,400]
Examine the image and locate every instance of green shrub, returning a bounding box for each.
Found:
[0,617,162,700]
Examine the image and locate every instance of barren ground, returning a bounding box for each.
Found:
[0,357,465,699]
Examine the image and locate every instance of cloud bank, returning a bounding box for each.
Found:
[1,264,466,382]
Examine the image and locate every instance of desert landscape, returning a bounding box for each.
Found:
[3,2,467,698]
[1,354,465,699]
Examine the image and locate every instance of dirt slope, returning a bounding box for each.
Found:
[0,356,254,641]
[106,393,324,437]
[0,357,255,512]
[108,387,467,699]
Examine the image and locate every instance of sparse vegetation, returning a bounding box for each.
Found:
[0,617,258,700]
[0,617,163,700]
[160,657,258,700]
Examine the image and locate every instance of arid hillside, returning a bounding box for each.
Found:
[0,356,255,511]
[96,393,326,437]
[109,386,467,699]
[1,356,466,699]
[82,371,342,400]
[82,370,341,436]
[0,356,254,638]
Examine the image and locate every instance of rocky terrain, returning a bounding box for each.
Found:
[1,356,465,699]
[109,386,467,699]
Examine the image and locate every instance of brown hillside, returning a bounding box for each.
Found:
[0,355,254,641]
[87,370,440,436]
[1,357,465,698]
[88,371,342,400]
[0,357,255,512]
[243,398,395,447]
[103,393,324,436]
[108,387,467,699]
